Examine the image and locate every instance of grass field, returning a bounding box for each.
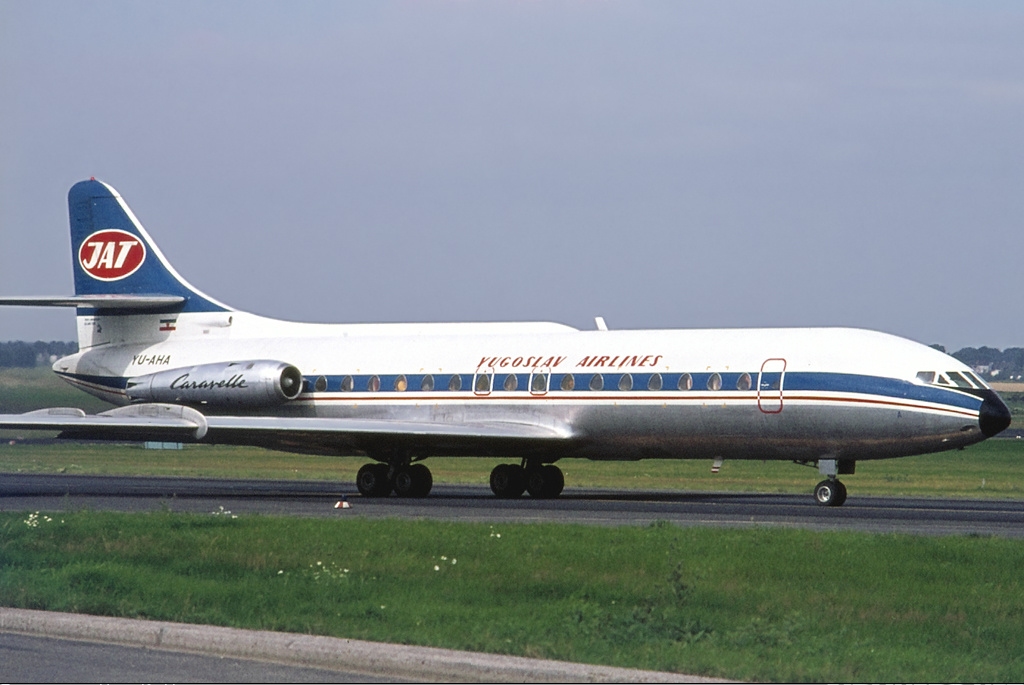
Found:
[0,366,110,415]
[2,513,1023,682]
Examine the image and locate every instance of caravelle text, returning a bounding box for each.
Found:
[170,373,248,390]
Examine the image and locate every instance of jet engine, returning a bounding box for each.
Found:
[126,360,303,407]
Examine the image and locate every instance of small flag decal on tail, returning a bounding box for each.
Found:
[159,319,177,331]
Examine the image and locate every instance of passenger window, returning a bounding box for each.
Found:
[394,375,408,392]
[314,375,327,392]
[618,373,633,391]
[589,374,604,391]
[367,375,381,392]
[503,374,518,392]
[531,373,548,393]
[736,373,751,391]
[707,373,722,391]
[448,374,462,391]
[916,371,936,384]
[475,373,492,393]
[421,374,434,392]
[560,374,575,391]
[340,375,354,392]
[648,373,663,391]
[678,373,692,391]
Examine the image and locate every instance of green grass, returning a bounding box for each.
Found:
[2,512,1023,682]
[0,366,110,415]
[2,439,1023,500]
[999,391,1024,430]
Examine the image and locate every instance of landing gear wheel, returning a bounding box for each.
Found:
[490,464,526,498]
[357,463,393,497]
[814,479,847,507]
[394,464,433,498]
[832,480,847,506]
[527,464,564,499]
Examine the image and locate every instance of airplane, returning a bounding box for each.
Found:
[0,179,1012,506]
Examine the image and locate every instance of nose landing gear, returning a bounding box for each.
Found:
[808,458,854,507]
[813,479,847,507]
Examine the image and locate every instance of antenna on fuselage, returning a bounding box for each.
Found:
[594,316,609,331]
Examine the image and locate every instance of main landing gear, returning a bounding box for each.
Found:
[490,460,564,499]
[356,461,433,498]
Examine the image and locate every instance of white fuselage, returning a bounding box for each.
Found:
[54,309,992,463]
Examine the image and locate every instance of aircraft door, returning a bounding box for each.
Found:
[757,358,786,414]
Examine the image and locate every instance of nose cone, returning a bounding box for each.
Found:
[979,390,1012,437]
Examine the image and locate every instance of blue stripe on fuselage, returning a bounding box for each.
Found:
[56,368,982,413]
[785,372,980,411]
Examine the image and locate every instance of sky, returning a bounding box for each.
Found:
[1,1,1022,351]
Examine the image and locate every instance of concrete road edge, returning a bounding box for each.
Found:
[0,607,727,683]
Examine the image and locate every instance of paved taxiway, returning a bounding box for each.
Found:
[3,472,1023,537]
[0,631,396,683]
[2,608,718,683]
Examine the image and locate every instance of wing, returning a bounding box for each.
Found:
[0,404,575,458]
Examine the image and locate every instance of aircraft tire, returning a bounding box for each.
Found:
[527,464,564,499]
[357,463,393,497]
[832,480,847,506]
[813,479,846,507]
[490,464,526,498]
[394,464,433,498]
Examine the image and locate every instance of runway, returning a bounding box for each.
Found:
[3,473,1024,537]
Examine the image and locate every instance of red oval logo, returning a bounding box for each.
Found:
[78,229,146,281]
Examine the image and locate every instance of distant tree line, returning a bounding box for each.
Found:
[0,341,79,367]
[2,341,1023,381]
[944,346,1024,382]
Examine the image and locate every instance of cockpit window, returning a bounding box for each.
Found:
[964,371,987,389]
[945,371,972,389]
[925,371,984,390]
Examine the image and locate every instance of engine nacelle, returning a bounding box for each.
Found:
[126,360,303,408]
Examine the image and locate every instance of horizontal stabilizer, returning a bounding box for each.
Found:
[0,295,185,311]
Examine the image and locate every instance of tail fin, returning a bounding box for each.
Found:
[69,179,229,313]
